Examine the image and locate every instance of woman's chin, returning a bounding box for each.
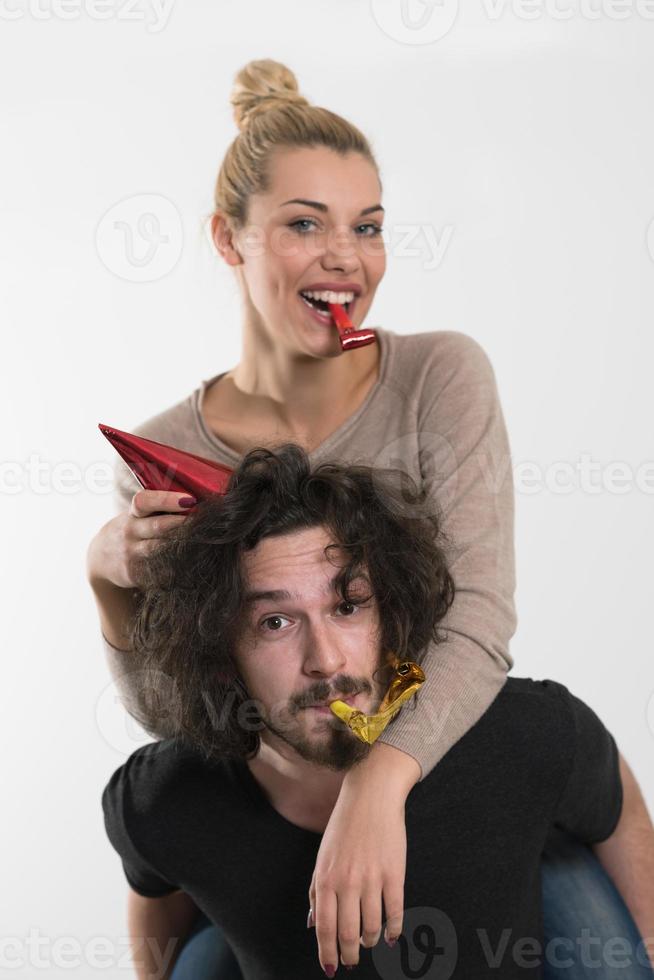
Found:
[293,320,343,356]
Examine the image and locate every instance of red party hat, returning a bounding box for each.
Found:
[99,423,234,499]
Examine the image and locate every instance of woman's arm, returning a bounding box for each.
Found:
[87,552,141,652]
[309,332,517,970]
[87,459,195,735]
[355,331,517,781]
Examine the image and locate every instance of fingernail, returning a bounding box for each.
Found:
[307,908,314,929]
[323,966,336,977]
[179,496,197,508]
[385,937,397,948]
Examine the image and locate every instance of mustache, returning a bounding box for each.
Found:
[294,677,372,711]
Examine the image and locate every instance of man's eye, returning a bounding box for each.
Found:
[259,601,366,632]
[260,614,292,632]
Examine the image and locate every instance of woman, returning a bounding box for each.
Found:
[88,59,651,978]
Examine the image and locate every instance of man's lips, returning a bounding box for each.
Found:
[305,694,359,712]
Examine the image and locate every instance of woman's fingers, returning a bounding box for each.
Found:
[314,880,387,970]
[314,884,339,976]
[129,489,197,519]
[131,512,189,542]
[307,779,408,973]
[335,888,363,969]
[128,490,196,545]
[382,880,404,946]
[359,884,383,952]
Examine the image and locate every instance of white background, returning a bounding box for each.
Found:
[2,0,653,976]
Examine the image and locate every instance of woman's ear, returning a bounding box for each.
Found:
[211,211,243,267]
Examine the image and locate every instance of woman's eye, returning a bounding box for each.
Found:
[357,223,384,237]
[289,218,318,234]
[288,219,383,237]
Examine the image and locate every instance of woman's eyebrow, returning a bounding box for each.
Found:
[279,198,385,216]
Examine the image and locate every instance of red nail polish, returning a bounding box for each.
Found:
[323,966,336,978]
[179,496,197,508]
[385,937,397,948]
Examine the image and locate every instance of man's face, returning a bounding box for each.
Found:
[234,526,393,771]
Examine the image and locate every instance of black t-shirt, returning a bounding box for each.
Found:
[101,678,622,979]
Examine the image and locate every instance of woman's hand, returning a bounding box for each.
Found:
[307,743,420,974]
[87,489,197,591]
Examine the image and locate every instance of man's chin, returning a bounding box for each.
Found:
[295,733,371,771]
[268,715,372,771]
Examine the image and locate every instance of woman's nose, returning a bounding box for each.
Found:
[321,227,360,270]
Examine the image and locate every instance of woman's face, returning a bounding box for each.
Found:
[222,145,386,357]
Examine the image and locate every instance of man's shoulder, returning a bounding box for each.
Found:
[102,739,228,827]
[501,675,571,702]
[454,676,579,764]
[494,676,575,725]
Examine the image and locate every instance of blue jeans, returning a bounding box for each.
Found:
[170,833,653,978]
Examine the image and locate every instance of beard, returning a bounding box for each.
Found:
[259,658,395,772]
[263,709,373,771]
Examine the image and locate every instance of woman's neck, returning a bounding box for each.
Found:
[227,318,380,435]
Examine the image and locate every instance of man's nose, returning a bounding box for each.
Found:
[302,619,347,676]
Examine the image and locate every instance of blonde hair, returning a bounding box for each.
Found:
[214,59,381,230]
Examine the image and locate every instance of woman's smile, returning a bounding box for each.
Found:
[297,291,358,327]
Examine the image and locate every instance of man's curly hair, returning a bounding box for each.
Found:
[130,443,456,763]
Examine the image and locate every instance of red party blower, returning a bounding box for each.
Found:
[99,423,234,499]
[329,302,377,351]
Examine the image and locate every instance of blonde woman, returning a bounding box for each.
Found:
[89,60,650,978]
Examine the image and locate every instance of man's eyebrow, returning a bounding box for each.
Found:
[244,572,371,606]
[279,198,385,217]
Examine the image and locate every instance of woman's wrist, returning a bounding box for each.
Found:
[341,741,422,800]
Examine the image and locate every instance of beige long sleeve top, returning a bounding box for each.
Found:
[101,326,517,781]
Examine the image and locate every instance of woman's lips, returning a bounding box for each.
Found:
[298,293,357,327]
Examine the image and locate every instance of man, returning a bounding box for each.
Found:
[102,444,654,979]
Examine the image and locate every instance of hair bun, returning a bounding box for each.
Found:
[230,58,310,132]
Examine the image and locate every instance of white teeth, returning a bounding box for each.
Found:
[300,289,355,304]
[300,294,331,316]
